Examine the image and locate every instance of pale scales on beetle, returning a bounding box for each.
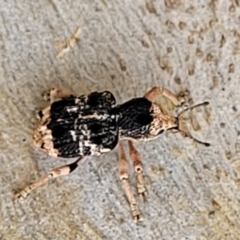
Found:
[15,86,210,223]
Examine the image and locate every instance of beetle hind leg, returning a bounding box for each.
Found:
[15,157,86,202]
[42,88,73,103]
[128,141,148,201]
[118,142,143,223]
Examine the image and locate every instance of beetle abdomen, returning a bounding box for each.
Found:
[33,91,119,158]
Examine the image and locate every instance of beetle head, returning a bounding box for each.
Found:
[168,101,210,147]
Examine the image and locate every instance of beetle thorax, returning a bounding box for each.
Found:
[149,104,177,136]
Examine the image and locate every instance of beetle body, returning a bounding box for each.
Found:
[34,90,177,159]
[16,87,209,223]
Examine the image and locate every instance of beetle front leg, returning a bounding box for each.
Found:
[128,141,148,201]
[118,142,143,223]
[15,157,86,201]
[42,88,74,103]
[144,86,184,106]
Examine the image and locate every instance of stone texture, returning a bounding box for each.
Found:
[1,0,240,239]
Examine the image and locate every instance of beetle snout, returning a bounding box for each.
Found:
[167,116,178,129]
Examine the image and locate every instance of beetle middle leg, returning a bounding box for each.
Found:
[15,156,86,201]
[128,140,148,201]
[118,142,143,223]
[42,88,73,103]
[144,86,184,106]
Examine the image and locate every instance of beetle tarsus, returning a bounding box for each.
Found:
[131,203,143,223]
[137,183,148,201]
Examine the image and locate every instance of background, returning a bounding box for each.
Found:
[1,1,240,239]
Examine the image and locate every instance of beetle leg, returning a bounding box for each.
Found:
[42,88,73,103]
[128,141,148,201]
[144,86,183,106]
[15,157,86,202]
[118,142,143,223]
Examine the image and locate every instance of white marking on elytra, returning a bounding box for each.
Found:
[67,106,78,112]
[70,130,77,141]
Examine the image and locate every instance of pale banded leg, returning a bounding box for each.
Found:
[118,142,143,223]
[128,141,148,201]
[15,157,86,201]
[144,86,183,106]
[37,88,74,119]
[42,87,73,103]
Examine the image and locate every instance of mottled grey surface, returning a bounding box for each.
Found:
[1,0,240,239]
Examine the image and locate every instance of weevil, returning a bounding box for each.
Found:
[15,86,210,223]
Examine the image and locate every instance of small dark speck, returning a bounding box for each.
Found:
[203,164,210,170]
[220,122,225,128]
[225,151,232,160]
[169,170,172,174]
[174,77,181,84]
[222,88,225,91]
[108,188,114,194]
[119,218,125,224]
[119,60,127,71]
[141,39,149,48]
[146,1,157,14]
[232,106,237,112]
[49,24,54,30]
[208,211,215,217]
[111,75,115,80]
[22,139,26,142]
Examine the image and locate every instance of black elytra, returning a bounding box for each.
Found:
[45,91,154,158]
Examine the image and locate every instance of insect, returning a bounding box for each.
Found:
[15,86,210,223]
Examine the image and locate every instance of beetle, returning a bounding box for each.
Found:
[15,86,210,223]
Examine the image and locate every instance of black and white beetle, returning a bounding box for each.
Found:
[15,86,210,223]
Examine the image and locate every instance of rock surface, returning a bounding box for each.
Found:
[1,1,240,239]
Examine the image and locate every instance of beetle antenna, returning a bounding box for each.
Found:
[179,130,210,147]
[177,101,209,119]
[175,101,210,147]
